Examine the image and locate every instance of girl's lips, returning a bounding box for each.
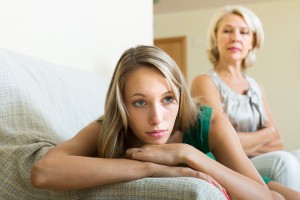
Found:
[146,130,166,137]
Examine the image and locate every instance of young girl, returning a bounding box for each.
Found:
[32,45,282,199]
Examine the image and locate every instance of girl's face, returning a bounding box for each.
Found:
[124,66,179,145]
[216,14,254,64]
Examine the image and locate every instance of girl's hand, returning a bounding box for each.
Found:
[194,171,230,200]
[126,143,193,165]
[128,145,230,199]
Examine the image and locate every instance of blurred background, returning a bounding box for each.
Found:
[0,0,299,150]
[154,0,300,151]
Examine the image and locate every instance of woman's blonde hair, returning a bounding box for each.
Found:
[207,5,264,70]
[98,45,198,158]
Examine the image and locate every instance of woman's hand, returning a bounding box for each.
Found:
[126,143,193,166]
[256,138,284,154]
[239,126,280,157]
[248,127,283,156]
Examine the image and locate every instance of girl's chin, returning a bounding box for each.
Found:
[134,139,167,147]
[146,139,168,145]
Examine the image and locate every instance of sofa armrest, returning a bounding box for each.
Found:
[0,141,225,199]
[80,177,226,200]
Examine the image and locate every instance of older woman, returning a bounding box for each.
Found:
[191,5,300,197]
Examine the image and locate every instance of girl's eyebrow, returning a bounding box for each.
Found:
[128,91,173,99]
[128,93,145,98]
[164,91,174,95]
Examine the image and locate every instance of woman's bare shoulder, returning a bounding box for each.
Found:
[192,74,212,85]
[191,74,216,92]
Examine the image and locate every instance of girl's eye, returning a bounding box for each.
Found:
[133,100,145,107]
[163,96,175,104]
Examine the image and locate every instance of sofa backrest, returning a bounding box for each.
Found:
[0,47,109,143]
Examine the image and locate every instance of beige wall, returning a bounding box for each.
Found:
[0,0,153,77]
[154,0,300,150]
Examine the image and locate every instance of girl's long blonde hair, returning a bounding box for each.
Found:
[98,45,198,158]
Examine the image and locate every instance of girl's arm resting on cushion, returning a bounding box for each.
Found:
[127,111,273,199]
[30,121,206,191]
[205,110,273,199]
[30,121,149,190]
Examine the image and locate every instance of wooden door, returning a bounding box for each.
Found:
[154,36,187,80]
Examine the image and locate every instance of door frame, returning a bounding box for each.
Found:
[154,36,187,80]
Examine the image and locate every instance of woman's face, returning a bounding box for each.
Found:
[216,13,254,63]
[124,66,179,145]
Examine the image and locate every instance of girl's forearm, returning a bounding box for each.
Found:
[183,149,272,200]
[31,156,151,190]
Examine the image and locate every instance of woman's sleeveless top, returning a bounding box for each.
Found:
[207,69,267,132]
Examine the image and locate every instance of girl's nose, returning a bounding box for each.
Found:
[149,105,163,125]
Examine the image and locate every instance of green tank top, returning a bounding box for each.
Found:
[183,105,211,154]
[182,105,271,184]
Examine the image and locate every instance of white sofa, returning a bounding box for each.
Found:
[0,47,225,200]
